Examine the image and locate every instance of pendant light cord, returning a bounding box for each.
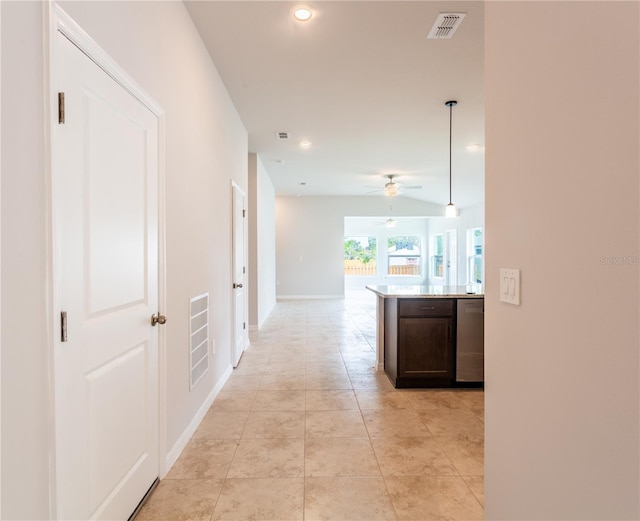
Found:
[445,100,457,207]
[449,102,452,205]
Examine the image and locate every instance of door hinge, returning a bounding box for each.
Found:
[58,92,65,124]
[243,322,246,330]
[242,209,246,218]
[243,266,246,274]
[61,311,68,342]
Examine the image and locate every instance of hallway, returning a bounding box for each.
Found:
[136,292,484,520]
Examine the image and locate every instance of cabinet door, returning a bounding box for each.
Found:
[398,318,453,378]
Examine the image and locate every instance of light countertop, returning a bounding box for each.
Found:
[366,285,484,299]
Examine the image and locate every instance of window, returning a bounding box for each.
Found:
[344,236,377,276]
[431,233,444,278]
[388,236,421,276]
[467,227,483,284]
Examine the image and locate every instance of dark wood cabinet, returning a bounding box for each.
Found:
[399,317,453,378]
[384,298,455,388]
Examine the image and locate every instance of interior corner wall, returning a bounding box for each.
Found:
[485,2,639,520]
[248,154,259,326]
[248,153,276,329]
[275,195,443,297]
[2,2,248,518]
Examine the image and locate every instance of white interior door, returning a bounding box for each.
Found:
[231,183,247,367]
[445,229,458,286]
[52,30,159,520]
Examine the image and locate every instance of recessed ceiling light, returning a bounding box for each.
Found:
[299,140,312,149]
[293,7,312,21]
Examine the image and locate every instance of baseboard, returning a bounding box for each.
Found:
[377,362,384,372]
[249,325,259,333]
[276,294,344,300]
[163,364,233,475]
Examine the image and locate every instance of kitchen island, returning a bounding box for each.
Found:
[366,285,484,388]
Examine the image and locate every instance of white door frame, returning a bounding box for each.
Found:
[231,181,248,366]
[45,5,167,517]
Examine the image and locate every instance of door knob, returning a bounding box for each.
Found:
[233,283,243,289]
[151,313,167,326]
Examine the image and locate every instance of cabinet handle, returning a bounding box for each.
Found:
[419,306,436,310]
[448,324,452,340]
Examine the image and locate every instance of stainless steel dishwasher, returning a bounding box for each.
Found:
[456,299,484,382]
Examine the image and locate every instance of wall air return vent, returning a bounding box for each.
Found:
[427,13,466,39]
[189,293,210,390]
[275,131,290,140]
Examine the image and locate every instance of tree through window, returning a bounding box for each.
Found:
[344,236,377,276]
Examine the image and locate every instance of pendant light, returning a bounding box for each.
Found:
[445,100,457,218]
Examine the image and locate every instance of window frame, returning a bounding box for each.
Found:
[430,233,444,279]
[343,235,378,277]
[387,235,422,277]
[466,227,484,284]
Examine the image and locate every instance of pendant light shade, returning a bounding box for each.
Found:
[445,100,457,218]
[445,202,456,218]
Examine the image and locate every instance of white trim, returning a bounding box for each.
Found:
[44,4,58,517]
[0,1,3,514]
[163,365,232,476]
[53,5,162,117]
[156,111,168,477]
[48,3,167,514]
[277,295,345,300]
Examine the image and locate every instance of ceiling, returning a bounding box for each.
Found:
[185,1,485,210]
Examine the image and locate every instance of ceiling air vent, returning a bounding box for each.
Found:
[427,13,466,39]
[275,131,290,140]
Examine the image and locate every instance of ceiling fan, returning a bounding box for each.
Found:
[374,217,400,228]
[373,203,403,228]
[366,175,422,196]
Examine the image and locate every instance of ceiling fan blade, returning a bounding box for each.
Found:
[404,185,423,189]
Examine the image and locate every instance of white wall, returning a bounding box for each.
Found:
[276,195,443,297]
[1,2,248,518]
[427,203,484,285]
[485,2,639,520]
[1,3,51,518]
[248,153,276,329]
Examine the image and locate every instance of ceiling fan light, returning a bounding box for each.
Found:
[385,218,397,228]
[445,203,457,218]
[384,185,398,196]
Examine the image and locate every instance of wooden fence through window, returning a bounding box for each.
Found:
[344,259,377,276]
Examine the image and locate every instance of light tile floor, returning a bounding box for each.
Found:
[136,291,484,521]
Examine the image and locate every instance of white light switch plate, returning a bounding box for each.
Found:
[500,268,521,305]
